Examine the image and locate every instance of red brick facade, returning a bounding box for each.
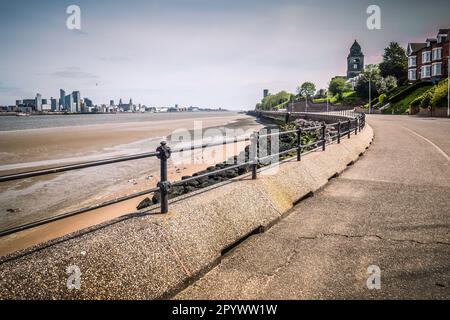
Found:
[408,29,449,84]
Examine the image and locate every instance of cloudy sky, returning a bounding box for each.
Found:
[0,0,449,109]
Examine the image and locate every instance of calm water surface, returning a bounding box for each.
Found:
[0,112,237,131]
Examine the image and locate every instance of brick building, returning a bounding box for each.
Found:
[407,28,449,83]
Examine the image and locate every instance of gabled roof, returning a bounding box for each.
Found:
[408,43,427,55]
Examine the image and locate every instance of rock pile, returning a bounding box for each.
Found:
[137,118,339,209]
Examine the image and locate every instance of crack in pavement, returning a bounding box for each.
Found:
[263,249,299,280]
[239,248,300,296]
[293,232,450,246]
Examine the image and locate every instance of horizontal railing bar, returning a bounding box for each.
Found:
[258,129,297,139]
[301,140,324,149]
[171,135,251,153]
[172,161,253,186]
[296,145,323,157]
[258,146,302,162]
[302,125,324,131]
[0,151,160,183]
[0,186,160,237]
[0,136,252,183]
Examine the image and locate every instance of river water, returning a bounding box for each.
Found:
[0,112,237,131]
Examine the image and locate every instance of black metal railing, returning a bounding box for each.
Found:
[0,112,366,237]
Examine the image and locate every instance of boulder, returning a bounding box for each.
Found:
[137,197,153,210]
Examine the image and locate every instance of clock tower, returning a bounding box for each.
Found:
[347,40,364,79]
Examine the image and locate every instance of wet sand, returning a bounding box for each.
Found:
[0,113,260,256]
[0,162,217,257]
[0,113,253,169]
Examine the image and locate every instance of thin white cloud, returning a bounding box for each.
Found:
[50,67,98,79]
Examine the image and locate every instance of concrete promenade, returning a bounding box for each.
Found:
[176,115,450,299]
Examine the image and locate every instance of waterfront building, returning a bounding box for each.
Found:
[51,98,58,111]
[41,98,51,111]
[16,99,35,113]
[59,89,65,110]
[72,91,81,113]
[188,106,200,112]
[35,93,42,112]
[118,98,134,112]
[84,98,93,108]
[64,93,74,113]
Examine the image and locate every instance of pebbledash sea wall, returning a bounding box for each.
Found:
[0,124,374,299]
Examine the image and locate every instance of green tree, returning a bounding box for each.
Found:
[328,77,352,100]
[297,82,316,98]
[384,75,398,92]
[315,89,327,99]
[258,91,292,110]
[420,87,436,109]
[431,78,448,108]
[379,42,408,84]
[354,65,383,99]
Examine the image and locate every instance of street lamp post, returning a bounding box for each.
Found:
[305,95,308,113]
[326,89,329,112]
[369,77,372,114]
[447,40,449,118]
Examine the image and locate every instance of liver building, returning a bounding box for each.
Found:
[347,40,364,79]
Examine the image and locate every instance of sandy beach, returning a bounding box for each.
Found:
[0,113,261,256]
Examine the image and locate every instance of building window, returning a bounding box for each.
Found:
[408,69,417,81]
[422,51,431,63]
[432,48,442,61]
[437,35,447,43]
[432,63,442,76]
[408,56,417,67]
[421,65,431,78]
[354,64,358,70]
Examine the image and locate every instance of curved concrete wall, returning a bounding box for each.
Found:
[0,125,374,299]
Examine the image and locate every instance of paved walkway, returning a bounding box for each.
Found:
[176,115,450,299]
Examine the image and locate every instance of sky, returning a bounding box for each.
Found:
[0,0,449,110]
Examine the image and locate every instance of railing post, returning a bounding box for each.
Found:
[337,122,341,144]
[285,112,290,124]
[156,141,172,214]
[321,122,326,151]
[347,119,351,139]
[297,127,302,161]
[251,132,259,180]
[355,118,359,135]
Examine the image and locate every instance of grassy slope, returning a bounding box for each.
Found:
[313,91,358,104]
[383,85,433,114]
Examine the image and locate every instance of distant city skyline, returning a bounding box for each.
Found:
[1,0,450,109]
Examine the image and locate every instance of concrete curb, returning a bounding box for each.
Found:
[0,125,374,299]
